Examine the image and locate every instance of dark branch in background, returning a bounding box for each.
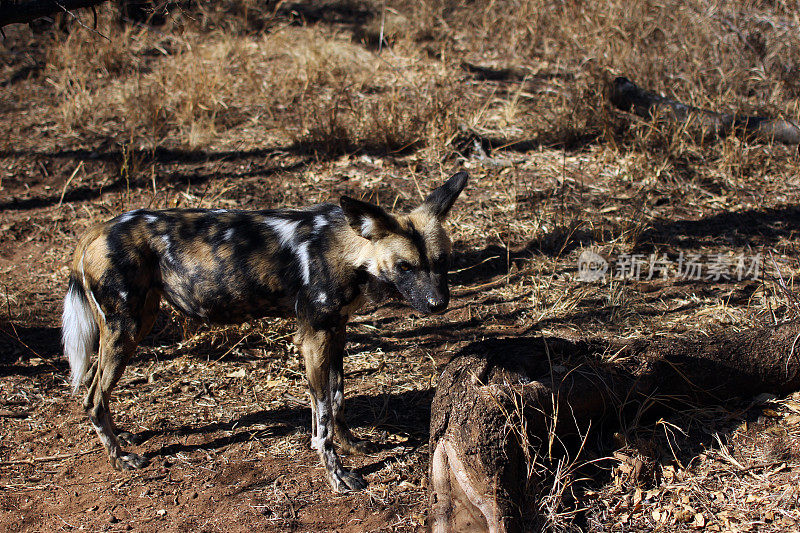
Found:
[609,76,800,145]
[448,68,799,147]
[0,0,109,27]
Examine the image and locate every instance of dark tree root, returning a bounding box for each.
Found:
[429,322,800,532]
[1,0,170,28]
[0,0,108,27]
[609,76,800,145]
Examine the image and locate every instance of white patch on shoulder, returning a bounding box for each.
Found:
[316,292,328,304]
[265,217,317,286]
[224,228,234,241]
[160,235,174,263]
[264,218,301,248]
[313,215,329,231]
[143,214,158,224]
[296,241,311,285]
[211,209,227,214]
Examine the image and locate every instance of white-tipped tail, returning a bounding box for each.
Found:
[62,278,98,392]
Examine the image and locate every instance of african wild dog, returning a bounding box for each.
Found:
[62,171,468,492]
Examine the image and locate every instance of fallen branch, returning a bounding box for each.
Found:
[609,76,800,145]
[709,459,787,478]
[0,447,101,466]
[460,61,528,82]
[0,409,30,418]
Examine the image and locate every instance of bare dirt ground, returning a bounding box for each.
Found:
[3,1,800,531]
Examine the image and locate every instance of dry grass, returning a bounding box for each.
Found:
[30,8,471,155]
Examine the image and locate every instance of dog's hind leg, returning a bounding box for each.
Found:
[84,324,148,470]
[329,323,372,454]
[297,322,367,492]
[116,288,162,446]
[84,289,160,470]
[82,359,142,443]
[82,360,98,388]
[82,361,139,443]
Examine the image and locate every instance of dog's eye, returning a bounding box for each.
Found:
[396,261,412,272]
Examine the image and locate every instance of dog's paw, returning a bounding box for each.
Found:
[113,453,149,471]
[328,468,367,492]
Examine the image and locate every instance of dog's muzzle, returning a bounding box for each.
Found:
[426,296,448,314]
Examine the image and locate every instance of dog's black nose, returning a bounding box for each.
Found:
[428,298,448,314]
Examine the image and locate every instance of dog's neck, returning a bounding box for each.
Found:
[335,223,381,277]
[332,223,397,306]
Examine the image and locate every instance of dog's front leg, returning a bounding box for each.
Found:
[296,323,367,492]
[330,323,372,454]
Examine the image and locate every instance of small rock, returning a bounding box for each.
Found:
[692,513,706,528]
[397,481,416,491]
[226,368,246,379]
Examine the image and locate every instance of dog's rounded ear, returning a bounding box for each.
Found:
[340,196,400,240]
[419,171,469,219]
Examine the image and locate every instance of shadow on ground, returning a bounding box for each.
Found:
[125,387,433,478]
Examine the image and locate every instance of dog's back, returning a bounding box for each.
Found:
[71,205,369,323]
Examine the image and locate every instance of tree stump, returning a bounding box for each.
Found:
[429,322,800,532]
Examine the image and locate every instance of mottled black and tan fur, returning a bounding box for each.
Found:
[62,171,468,492]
